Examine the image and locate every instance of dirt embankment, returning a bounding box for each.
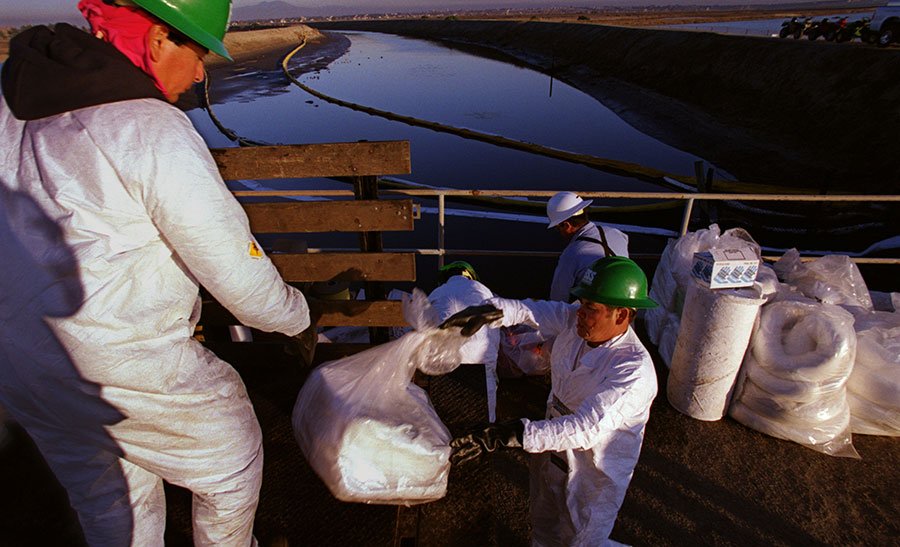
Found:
[209,25,324,67]
[311,19,900,194]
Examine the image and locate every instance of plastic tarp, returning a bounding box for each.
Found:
[292,289,466,505]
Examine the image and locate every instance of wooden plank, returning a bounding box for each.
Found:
[244,200,414,233]
[270,252,416,282]
[316,300,406,326]
[211,141,411,180]
[201,300,407,328]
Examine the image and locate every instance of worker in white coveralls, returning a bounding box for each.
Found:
[499,192,631,378]
[428,261,501,422]
[444,256,659,546]
[0,0,310,544]
[547,191,629,302]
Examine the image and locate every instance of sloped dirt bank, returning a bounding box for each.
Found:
[310,20,900,195]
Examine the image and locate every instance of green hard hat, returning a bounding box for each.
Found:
[439,260,479,283]
[570,256,658,309]
[130,0,233,60]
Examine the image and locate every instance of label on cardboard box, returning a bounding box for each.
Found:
[691,247,759,289]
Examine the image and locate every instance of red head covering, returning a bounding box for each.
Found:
[77,0,168,96]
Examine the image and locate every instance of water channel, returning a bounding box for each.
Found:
[189,30,722,197]
[185,29,896,282]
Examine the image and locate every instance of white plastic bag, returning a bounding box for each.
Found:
[774,249,873,311]
[847,311,900,436]
[730,299,859,457]
[497,325,552,376]
[646,224,762,366]
[292,289,467,505]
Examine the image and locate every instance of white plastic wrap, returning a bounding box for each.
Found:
[667,279,766,421]
[774,249,873,311]
[846,311,900,436]
[498,325,552,376]
[292,289,467,505]
[730,300,859,457]
[645,224,762,366]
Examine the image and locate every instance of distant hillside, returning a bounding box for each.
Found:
[231,1,411,21]
[230,0,883,22]
[233,1,307,21]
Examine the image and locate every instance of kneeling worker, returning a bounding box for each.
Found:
[445,257,659,546]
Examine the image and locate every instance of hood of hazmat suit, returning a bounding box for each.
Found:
[0,23,309,545]
[428,275,500,421]
[489,296,657,546]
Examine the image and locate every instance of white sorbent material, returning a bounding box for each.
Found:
[667,279,765,421]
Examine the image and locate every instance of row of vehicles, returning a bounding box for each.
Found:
[778,3,900,46]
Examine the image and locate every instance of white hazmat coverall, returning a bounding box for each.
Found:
[488,297,657,547]
[0,97,310,546]
[428,275,500,421]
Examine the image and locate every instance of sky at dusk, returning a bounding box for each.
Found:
[0,0,834,26]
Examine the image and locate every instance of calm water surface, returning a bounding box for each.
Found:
[188,31,722,193]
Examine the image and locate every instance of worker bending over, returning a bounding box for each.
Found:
[446,257,658,547]
[428,261,501,422]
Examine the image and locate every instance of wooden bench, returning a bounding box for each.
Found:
[198,140,414,364]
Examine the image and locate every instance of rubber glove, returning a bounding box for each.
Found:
[450,419,524,465]
[285,296,323,366]
[439,304,503,336]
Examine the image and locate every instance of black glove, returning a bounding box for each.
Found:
[450,419,524,465]
[285,296,323,367]
[439,304,503,337]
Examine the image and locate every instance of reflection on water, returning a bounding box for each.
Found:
[189,31,722,193]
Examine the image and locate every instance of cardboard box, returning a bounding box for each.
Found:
[691,248,759,289]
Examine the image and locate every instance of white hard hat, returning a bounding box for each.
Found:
[546,191,593,228]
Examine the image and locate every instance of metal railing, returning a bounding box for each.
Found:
[232,185,900,267]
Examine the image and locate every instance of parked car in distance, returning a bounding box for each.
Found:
[870,1,900,46]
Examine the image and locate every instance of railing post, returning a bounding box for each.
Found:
[438,193,446,268]
[680,198,695,236]
[353,175,388,344]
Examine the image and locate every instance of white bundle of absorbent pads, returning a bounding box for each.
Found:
[292,289,467,505]
[847,311,900,436]
[729,299,859,457]
[667,279,767,421]
[645,224,765,367]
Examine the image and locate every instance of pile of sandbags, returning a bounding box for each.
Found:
[292,289,466,505]
[667,279,767,421]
